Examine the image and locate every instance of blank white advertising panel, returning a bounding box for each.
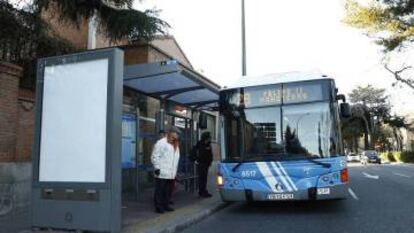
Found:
[39,59,109,183]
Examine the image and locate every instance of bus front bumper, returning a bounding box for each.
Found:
[219,183,349,201]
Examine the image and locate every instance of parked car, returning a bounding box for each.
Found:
[360,150,381,164]
[347,153,360,162]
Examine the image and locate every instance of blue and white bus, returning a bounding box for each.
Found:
[217,72,350,201]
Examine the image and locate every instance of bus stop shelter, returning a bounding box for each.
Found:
[31,48,219,233]
[124,59,219,108]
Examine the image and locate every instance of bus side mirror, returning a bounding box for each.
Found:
[340,103,351,118]
[199,112,208,129]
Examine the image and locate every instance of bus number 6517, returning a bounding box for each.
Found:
[241,170,256,178]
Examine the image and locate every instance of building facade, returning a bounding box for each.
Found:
[0,7,220,232]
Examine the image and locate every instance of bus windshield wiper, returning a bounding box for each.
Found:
[305,157,331,168]
[232,154,276,172]
[232,161,243,172]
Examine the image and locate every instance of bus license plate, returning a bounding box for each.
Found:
[317,188,330,195]
[267,193,294,200]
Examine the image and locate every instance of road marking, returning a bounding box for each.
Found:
[348,188,359,201]
[362,172,379,179]
[393,172,412,178]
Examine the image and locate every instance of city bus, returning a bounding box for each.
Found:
[217,72,350,201]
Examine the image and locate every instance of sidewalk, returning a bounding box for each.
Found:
[122,166,229,233]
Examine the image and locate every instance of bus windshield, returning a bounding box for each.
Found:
[222,102,341,162]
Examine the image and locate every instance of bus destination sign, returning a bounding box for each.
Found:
[228,83,325,107]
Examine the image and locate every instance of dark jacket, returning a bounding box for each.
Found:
[191,141,213,166]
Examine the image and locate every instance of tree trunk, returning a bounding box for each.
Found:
[392,128,401,151]
[397,129,403,151]
[360,117,370,150]
[353,136,358,152]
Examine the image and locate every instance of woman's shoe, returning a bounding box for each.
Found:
[155,207,164,214]
[164,206,175,211]
[199,192,213,198]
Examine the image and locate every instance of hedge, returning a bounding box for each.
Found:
[380,151,414,163]
[400,151,414,163]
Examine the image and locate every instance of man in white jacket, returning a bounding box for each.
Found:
[151,128,180,213]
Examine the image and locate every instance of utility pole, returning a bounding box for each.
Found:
[241,0,247,76]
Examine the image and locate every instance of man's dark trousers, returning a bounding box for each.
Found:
[198,163,210,195]
[154,178,174,209]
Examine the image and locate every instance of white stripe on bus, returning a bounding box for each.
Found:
[276,162,298,191]
[256,162,282,193]
[270,162,293,192]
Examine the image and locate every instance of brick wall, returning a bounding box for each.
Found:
[41,3,127,50]
[124,46,149,65]
[41,7,89,50]
[150,37,193,68]
[0,62,21,162]
[16,89,35,162]
[0,62,34,163]
[148,46,172,63]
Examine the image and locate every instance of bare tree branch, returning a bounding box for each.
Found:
[384,64,414,89]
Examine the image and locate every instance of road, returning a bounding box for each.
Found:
[181,163,414,233]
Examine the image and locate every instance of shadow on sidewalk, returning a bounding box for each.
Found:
[122,165,223,233]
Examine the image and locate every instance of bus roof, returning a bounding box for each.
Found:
[223,71,333,90]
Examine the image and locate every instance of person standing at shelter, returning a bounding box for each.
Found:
[158,129,166,140]
[192,131,213,198]
[151,127,180,213]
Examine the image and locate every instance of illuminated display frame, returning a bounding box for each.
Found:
[32,48,123,233]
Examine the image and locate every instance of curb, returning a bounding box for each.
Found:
[162,201,230,233]
[123,200,230,233]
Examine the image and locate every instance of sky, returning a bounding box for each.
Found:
[9,0,413,113]
[135,0,412,115]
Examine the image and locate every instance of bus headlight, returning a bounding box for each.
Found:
[217,174,224,186]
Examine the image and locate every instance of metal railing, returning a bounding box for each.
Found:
[176,159,198,193]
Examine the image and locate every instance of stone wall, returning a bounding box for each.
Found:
[0,163,31,233]
[0,62,32,233]
[16,89,35,162]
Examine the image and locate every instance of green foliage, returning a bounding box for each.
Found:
[0,0,169,88]
[36,0,169,42]
[0,0,74,60]
[344,0,414,52]
[380,151,396,162]
[342,118,364,139]
[393,151,402,161]
[380,151,414,163]
[343,0,414,89]
[388,152,396,162]
[0,0,76,88]
[341,117,365,151]
[346,84,391,150]
[344,84,411,152]
[374,126,393,151]
[349,85,389,115]
[384,115,411,129]
[400,151,414,163]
